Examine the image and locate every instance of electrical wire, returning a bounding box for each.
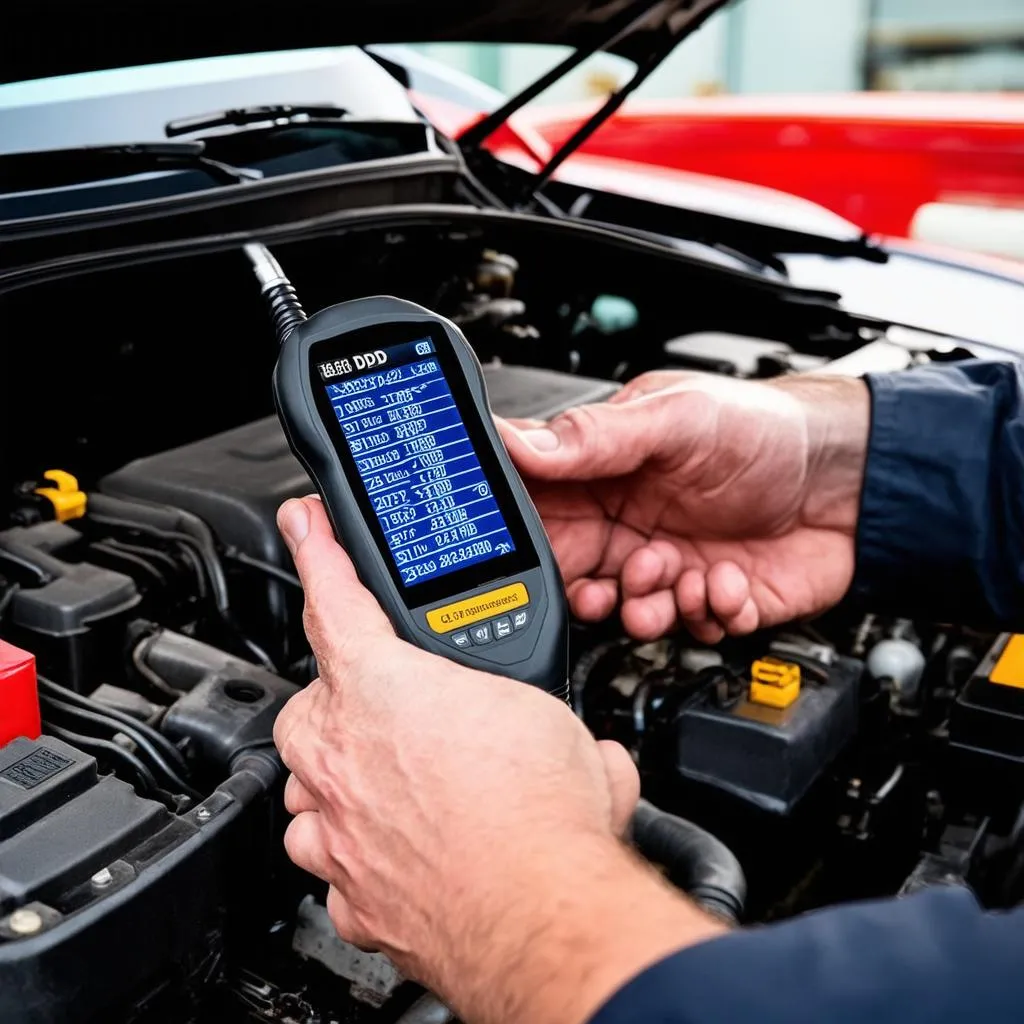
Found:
[43,723,161,797]
[0,582,20,620]
[85,510,277,671]
[224,547,301,589]
[131,635,185,700]
[0,546,52,584]
[243,242,307,344]
[39,692,201,802]
[37,675,194,784]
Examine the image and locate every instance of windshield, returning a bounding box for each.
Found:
[0,46,436,224]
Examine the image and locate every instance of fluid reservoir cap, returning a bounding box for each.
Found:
[866,639,926,700]
[749,657,801,709]
[34,470,87,523]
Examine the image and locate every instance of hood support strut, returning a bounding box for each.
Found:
[459,0,675,151]
[523,21,682,207]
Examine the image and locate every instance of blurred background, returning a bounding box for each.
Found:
[410,0,1024,101]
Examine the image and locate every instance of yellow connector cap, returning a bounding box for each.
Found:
[35,470,87,523]
[749,657,801,709]
[750,678,801,709]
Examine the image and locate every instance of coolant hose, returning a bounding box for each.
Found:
[630,799,746,924]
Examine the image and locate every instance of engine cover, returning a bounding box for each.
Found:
[98,365,619,659]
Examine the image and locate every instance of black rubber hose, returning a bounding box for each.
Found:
[630,799,746,924]
[43,723,160,795]
[38,686,201,802]
[37,675,189,774]
[224,547,301,588]
[85,494,278,671]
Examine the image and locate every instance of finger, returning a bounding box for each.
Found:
[675,568,708,621]
[277,497,395,669]
[325,886,367,950]
[499,399,679,482]
[284,773,319,816]
[705,561,750,621]
[675,570,725,644]
[567,578,618,621]
[274,677,330,772]
[706,562,761,635]
[621,541,684,599]
[283,812,334,882]
[684,618,725,645]
[621,590,678,641]
[724,597,759,636]
[495,415,547,434]
[597,740,640,837]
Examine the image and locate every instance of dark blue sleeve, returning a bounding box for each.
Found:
[851,359,1024,629]
[590,887,1024,1024]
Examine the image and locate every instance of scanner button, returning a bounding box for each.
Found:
[451,632,472,650]
[494,617,513,639]
[511,609,530,631]
[470,624,492,646]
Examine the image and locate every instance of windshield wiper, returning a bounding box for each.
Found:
[0,141,261,193]
[165,104,349,139]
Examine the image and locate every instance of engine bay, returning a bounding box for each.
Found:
[2,223,1022,1024]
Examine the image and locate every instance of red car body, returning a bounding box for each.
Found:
[520,93,1024,243]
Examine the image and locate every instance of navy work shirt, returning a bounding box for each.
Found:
[592,361,1024,1023]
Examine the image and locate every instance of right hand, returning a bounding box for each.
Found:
[499,371,870,644]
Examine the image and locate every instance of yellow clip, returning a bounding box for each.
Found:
[34,470,87,523]
[749,657,801,709]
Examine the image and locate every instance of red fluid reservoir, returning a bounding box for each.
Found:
[0,640,40,747]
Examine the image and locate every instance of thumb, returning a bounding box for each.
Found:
[498,399,674,482]
[277,497,395,671]
[596,739,641,838]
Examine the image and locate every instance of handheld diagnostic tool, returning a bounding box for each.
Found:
[248,246,568,698]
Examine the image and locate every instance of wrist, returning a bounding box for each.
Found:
[774,375,870,533]
[429,833,727,1024]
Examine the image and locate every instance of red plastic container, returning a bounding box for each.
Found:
[0,639,40,747]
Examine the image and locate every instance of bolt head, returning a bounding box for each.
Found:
[91,868,113,888]
[7,909,44,936]
[196,807,211,821]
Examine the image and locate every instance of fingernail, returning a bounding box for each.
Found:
[278,499,310,555]
[521,427,560,452]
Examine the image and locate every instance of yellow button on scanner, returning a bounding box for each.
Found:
[426,583,529,635]
[34,469,87,523]
[989,634,1024,690]
[749,657,801,710]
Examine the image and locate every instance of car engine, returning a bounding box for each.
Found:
[1,226,1022,1024]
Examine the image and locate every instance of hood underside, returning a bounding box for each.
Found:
[4,0,726,86]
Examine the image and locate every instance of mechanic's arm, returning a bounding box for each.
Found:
[591,885,1024,1024]
[500,359,1024,640]
[853,359,1024,627]
[274,498,1024,1024]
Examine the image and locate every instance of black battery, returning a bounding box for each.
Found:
[948,634,1024,815]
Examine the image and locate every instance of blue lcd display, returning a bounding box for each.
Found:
[325,338,516,589]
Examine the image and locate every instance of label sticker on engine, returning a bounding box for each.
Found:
[0,747,73,789]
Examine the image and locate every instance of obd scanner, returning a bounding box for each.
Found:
[246,244,568,698]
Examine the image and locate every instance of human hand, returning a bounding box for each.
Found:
[274,497,719,1024]
[499,371,870,644]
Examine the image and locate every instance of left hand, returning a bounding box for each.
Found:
[273,497,642,1019]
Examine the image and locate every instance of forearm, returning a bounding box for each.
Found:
[427,836,726,1024]
[771,374,871,533]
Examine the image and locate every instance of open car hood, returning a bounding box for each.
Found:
[4,0,727,86]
